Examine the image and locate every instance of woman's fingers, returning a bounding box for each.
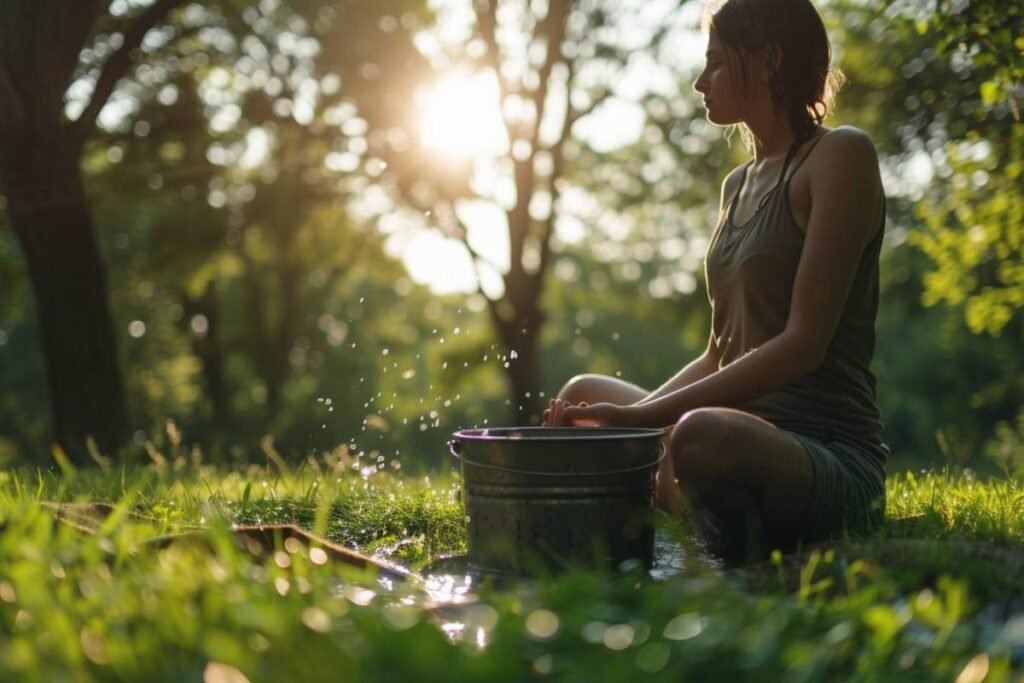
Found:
[542,399,557,427]
[544,399,597,427]
[551,399,573,427]
[564,403,607,427]
[549,400,561,427]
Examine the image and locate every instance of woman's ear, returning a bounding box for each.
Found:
[761,44,783,81]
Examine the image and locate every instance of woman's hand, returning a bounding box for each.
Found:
[562,402,634,427]
[542,399,574,427]
[542,399,606,427]
[542,399,642,427]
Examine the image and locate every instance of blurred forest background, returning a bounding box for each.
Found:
[0,0,1021,473]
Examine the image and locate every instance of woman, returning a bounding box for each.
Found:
[544,0,888,563]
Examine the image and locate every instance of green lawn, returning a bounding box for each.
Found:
[1,455,1022,682]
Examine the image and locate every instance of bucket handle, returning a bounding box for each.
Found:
[447,441,666,477]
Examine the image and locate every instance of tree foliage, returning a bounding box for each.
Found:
[890,0,1023,336]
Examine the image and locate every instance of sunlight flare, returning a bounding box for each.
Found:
[418,71,507,159]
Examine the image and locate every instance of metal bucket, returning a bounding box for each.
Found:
[449,427,666,576]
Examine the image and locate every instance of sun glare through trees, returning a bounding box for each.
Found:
[417,70,507,159]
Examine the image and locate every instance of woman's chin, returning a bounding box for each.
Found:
[705,111,738,127]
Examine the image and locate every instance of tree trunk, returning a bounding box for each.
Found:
[3,152,127,460]
[183,280,232,433]
[1,0,190,462]
[493,303,545,424]
[264,257,300,420]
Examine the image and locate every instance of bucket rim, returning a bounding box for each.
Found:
[451,426,666,442]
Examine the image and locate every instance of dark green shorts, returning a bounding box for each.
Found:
[790,432,887,543]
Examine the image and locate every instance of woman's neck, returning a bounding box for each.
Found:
[750,127,795,160]
[745,107,799,160]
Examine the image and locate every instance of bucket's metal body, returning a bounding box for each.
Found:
[449,427,665,576]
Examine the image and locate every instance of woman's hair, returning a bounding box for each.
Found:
[703,0,845,145]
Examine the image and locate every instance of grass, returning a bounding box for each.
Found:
[1,453,1023,682]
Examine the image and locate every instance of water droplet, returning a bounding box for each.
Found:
[382,348,389,356]
[510,350,518,359]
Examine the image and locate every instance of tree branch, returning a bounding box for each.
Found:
[70,0,188,144]
[528,0,570,153]
[533,57,578,295]
[532,1,685,293]
[440,199,502,312]
[472,0,522,141]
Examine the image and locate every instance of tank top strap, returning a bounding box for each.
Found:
[722,161,754,228]
[774,140,801,187]
[754,142,800,212]
[783,129,831,188]
[731,161,753,205]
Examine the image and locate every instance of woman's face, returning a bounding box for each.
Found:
[693,31,745,126]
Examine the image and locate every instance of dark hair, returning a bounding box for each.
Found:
[704,0,844,142]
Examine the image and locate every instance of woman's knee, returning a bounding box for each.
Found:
[556,373,627,404]
[669,408,736,486]
[556,374,596,403]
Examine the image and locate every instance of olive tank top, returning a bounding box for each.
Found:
[704,131,888,463]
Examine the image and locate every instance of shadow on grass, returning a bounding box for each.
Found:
[732,514,1024,618]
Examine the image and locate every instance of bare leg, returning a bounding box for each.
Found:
[554,374,682,515]
[669,407,814,564]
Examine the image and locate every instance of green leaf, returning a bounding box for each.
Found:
[980,80,1000,105]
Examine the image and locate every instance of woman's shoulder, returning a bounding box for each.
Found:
[795,125,881,194]
[815,125,879,166]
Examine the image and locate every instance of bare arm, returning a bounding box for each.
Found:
[633,165,742,409]
[635,330,719,407]
[566,128,884,429]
